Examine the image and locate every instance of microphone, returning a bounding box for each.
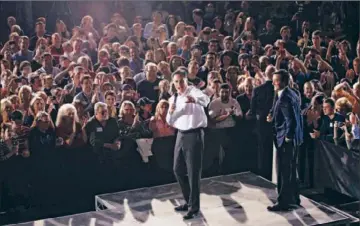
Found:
[174,92,178,105]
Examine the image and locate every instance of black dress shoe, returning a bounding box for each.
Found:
[174,204,188,212]
[267,204,292,212]
[183,210,199,220]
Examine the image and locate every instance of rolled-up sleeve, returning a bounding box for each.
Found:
[191,87,210,107]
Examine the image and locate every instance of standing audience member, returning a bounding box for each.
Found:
[267,69,303,212]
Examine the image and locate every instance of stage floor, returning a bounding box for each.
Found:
[12,172,354,226]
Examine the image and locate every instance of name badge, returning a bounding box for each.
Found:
[153,86,159,90]
[96,127,103,132]
[330,123,333,128]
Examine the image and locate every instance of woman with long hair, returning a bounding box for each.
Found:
[149,100,175,138]
[154,48,167,64]
[55,19,70,41]
[166,15,179,37]
[23,96,45,127]
[118,100,137,138]
[55,104,86,149]
[170,21,185,43]
[18,85,32,120]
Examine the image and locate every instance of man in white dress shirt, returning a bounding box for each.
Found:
[166,70,210,220]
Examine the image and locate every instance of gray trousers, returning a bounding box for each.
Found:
[173,128,204,212]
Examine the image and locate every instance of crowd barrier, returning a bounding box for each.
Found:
[0,127,257,215]
[314,140,360,200]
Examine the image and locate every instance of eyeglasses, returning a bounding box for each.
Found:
[100,110,108,115]
[38,120,49,123]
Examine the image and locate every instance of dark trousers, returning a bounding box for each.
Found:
[173,128,204,212]
[298,137,315,187]
[276,142,300,206]
[217,127,237,174]
[256,120,274,181]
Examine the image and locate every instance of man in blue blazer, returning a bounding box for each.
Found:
[267,69,303,211]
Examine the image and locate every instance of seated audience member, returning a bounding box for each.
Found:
[55,104,86,149]
[84,103,120,161]
[310,98,345,143]
[149,100,175,138]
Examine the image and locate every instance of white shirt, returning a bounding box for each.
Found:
[143,22,169,39]
[277,89,284,99]
[208,97,243,129]
[166,86,210,131]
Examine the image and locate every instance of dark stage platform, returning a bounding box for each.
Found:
[11,172,356,225]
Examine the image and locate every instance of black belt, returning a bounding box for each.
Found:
[178,127,204,134]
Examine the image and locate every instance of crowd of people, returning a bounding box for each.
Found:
[0,0,359,219]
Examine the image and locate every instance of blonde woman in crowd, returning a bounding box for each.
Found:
[149,100,175,138]
[55,104,86,148]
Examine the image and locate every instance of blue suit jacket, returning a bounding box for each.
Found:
[273,87,303,147]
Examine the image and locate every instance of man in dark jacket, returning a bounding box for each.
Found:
[249,65,275,181]
[267,69,303,211]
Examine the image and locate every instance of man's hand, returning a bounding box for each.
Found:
[169,103,176,114]
[266,114,273,122]
[185,96,196,103]
[285,137,293,143]
[328,40,335,48]
[309,130,320,139]
[104,142,120,151]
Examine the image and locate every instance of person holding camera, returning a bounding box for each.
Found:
[310,98,345,143]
